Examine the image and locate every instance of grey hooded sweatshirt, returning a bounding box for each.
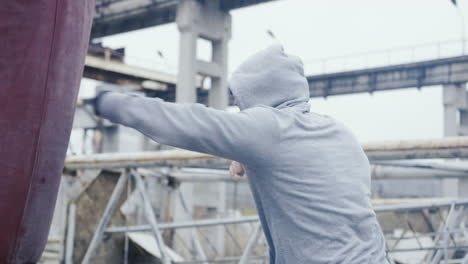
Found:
[96,44,388,264]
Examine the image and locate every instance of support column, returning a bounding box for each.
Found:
[205,2,231,257]
[173,0,202,257]
[174,0,231,257]
[208,26,231,109]
[443,83,468,197]
[443,84,467,137]
[176,0,200,103]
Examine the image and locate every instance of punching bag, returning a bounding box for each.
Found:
[0,0,95,262]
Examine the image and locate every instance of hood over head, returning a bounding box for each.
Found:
[229,44,310,110]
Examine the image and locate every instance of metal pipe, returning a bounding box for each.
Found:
[65,136,468,169]
[372,160,468,173]
[82,170,128,264]
[238,224,262,264]
[133,170,171,264]
[191,228,209,264]
[105,215,260,234]
[373,199,468,212]
[363,136,468,152]
[145,165,468,182]
[171,171,232,182]
[371,165,468,179]
[366,148,468,161]
[365,136,468,160]
[170,171,245,183]
[65,203,76,264]
[66,149,216,169]
[147,165,468,182]
[138,167,246,182]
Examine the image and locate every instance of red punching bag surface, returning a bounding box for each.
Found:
[0,0,94,263]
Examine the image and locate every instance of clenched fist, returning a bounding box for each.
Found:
[229,161,245,177]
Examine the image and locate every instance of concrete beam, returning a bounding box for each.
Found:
[197,60,222,79]
[83,55,176,88]
[92,1,178,39]
[91,0,278,38]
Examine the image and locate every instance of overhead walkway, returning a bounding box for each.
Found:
[307,55,468,97]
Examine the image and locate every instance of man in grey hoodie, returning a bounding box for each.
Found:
[95,44,388,263]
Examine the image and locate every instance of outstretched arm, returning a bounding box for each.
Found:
[95,92,277,164]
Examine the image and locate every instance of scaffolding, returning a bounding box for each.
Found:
[59,136,468,264]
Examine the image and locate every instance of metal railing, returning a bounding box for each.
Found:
[304,39,468,75]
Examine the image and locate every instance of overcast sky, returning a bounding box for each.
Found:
[82,0,468,142]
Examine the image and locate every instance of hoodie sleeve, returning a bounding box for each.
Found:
[96,92,277,163]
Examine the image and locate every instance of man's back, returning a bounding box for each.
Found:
[243,104,387,263]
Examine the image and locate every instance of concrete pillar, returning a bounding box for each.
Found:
[176,0,231,106]
[443,83,468,197]
[205,3,231,257]
[174,0,231,256]
[208,22,231,108]
[176,0,200,103]
[443,84,467,136]
[173,0,202,257]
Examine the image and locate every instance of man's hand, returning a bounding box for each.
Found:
[229,161,245,177]
[81,90,110,116]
